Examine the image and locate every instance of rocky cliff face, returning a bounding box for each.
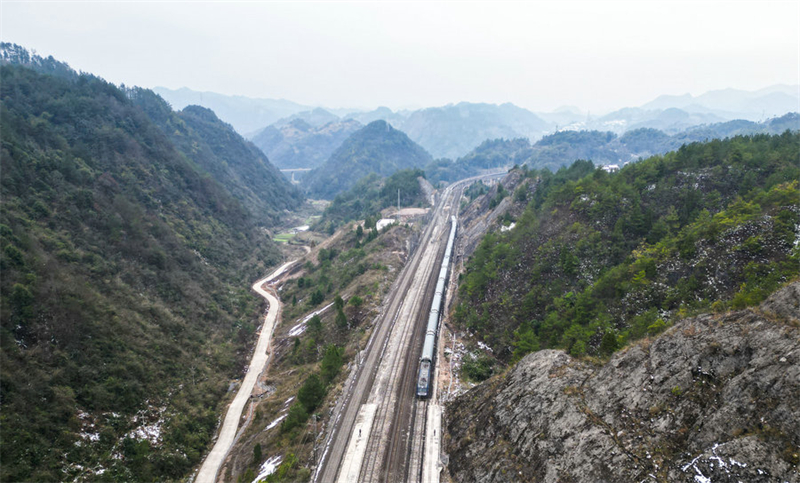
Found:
[446,282,800,483]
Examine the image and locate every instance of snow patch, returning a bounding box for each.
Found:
[252,455,282,483]
[477,341,494,353]
[288,322,307,337]
[500,222,516,232]
[266,414,286,430]
[126,403,167,446]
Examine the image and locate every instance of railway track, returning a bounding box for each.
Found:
[315,178,483,483]
[314,190,449,483]
[365,215,448,483]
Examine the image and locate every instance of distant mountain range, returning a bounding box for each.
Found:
[152,86,311,134]
[397,102,550,159]
[424,113,800,183]
[156,85,799,167]
[247,102,551,163]
[560,85,799,134]
[642,84,798,116]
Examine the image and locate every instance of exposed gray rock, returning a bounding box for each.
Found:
[446,282,800,483]
[761,281,800,324]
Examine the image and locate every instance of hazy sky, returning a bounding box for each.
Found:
[2,1,798,113]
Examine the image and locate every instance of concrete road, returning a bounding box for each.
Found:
[195,260,295,483]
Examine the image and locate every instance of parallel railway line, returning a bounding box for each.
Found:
[315,175,492,483]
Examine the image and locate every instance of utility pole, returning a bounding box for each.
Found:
[397,188,400,213]
[313,414,317,464]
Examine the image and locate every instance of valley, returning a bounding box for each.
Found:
[1,40,798,483]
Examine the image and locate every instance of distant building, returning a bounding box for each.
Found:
[376,219,395,231]
[601,164,620,173]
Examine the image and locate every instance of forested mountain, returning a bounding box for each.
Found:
[557,86,799,133]
[153,83,798,161]
[425,113,800,183]
[304,120,432,199]
[249,102,552,170]
[152,86,310,135]
[454,133,799,366]
[319,168,429,228]
[131,91,302,219]
[0,46,300,482]
[249,118,363,169]
[424,138,533,184]
[344,105,410,127]
[584,107,726,134]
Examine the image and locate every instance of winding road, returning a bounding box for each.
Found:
[195,260,296,483]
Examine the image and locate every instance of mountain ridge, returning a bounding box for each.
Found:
[249,118,363,170]
[0,45,300,482]
[304,120,432,199]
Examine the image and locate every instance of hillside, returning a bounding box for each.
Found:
[531,115,798,169]
[250,118,363,169]
[271,107,341,128]
[151,86,309,135]
[319,168,430,229]
[0,48,300,482]
[446,283,800,482]
[130,91,302,220]
[304,120,432,199]
[453,133,799,366]
[425,138,532,184]
[425,114,800,183]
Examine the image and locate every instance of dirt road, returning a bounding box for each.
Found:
[195,260,295,483]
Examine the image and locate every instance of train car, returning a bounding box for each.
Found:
[416,217,457,398]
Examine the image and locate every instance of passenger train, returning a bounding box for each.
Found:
[416,216,457,398]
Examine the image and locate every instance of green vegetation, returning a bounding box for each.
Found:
[280,344,344,435]
[425,138,531,183]
[424,114,799,184]
[281,224,401,324]
[462,353,496,382]
[273,232,296,243]
[0,46,300,482]
[455,133,799,364]
[304,120,432,199]
[320,168,427,228]
[321,345,345,385]
[237,217,412,481]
